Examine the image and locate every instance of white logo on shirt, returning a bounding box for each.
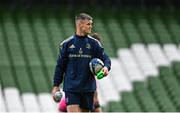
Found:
[69,44,75,49]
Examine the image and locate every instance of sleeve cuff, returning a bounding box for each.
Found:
[53,83,59,87]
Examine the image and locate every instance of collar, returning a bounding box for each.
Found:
[75,34,87,38]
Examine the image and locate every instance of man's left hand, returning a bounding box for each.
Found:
[101,66,109,76]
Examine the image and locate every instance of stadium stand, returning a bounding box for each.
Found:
[1,6,180,112]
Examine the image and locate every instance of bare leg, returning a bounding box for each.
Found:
[94,91,102,112]
[94,107,102,112]
[67,105,81,112]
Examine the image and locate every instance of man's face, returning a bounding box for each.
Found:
[79,19,93,34]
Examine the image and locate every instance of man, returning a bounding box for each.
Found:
[52,13,111,112]
[58,33,104,112]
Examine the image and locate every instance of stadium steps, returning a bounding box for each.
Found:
[17,16,49,93]
[106,18,128,49]
[43,13,67,85]
[133,82,159,112]
[121,92,142,112]
[131,10,158,44]
[44,12,65,56]
[159,66,180,110]
[0,14,44,113]
[97,74,120,111]
[121,13,143,45]
[30,13,54,91]
[93,17,116,57]
[14,12,57,111]
[147,77,177,112]
[0,13,24,112]
[108,101,125,112]
[148,12,174,44]
[131,44,158,78]
[159,10,180,44]
[118,48,145,82]
[112,9,180,112]
[2,15,34,93]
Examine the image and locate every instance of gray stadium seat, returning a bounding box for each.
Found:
[96,88,107,107]
[4,87,23,112]
[22,93,40,112]
[163,44,180,63]
[38,93,57,112]
[110,58,132,92]
[98,76,120,103]
[0,84,6,112]
[147,44,170,67]
[118,48,145,82]
[131,44,158,77]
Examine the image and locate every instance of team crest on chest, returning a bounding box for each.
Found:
[86,43,91,49]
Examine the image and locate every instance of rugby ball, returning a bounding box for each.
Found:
[89,58,104,75]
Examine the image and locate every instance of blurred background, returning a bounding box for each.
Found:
[1,0,180,112]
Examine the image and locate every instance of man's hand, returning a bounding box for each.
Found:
[101,66,109,76]
[52,86,60,102]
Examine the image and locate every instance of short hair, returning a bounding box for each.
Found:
[75,13,93,22]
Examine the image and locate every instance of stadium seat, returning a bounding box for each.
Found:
[94,18,116,57]
[96,87,107,108]
[108,101,125,112]
[61,17,74,37]
[131,44,158,78]
[107,18,128,49]
[31,16,55,86]
[163,44,180,63]
[147,44,170,67]
[164,15,180,44]
[148,77,176,112]
[159,66,180,110]
[121,92,142,112]
[45,17,65,54]
[121,17,142,44]
[0,23,10,67]
[38,93,57,112]
[0,66,16,88]
[0,84,6,112]
[4,87,23,112]
[98,76,120,104]
[30,66,49,93]
[110,58,132,92]
[118,48,145,82]
[150,13,173,44]
[22,93,40,112]
[14,66,34,93]
[135,16,158,44]
[133,81,159,112]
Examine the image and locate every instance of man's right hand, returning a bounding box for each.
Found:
[52,86,60,101]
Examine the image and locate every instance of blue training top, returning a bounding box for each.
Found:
[53,35,111,92]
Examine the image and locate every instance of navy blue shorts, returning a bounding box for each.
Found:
[65,91,94,111]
